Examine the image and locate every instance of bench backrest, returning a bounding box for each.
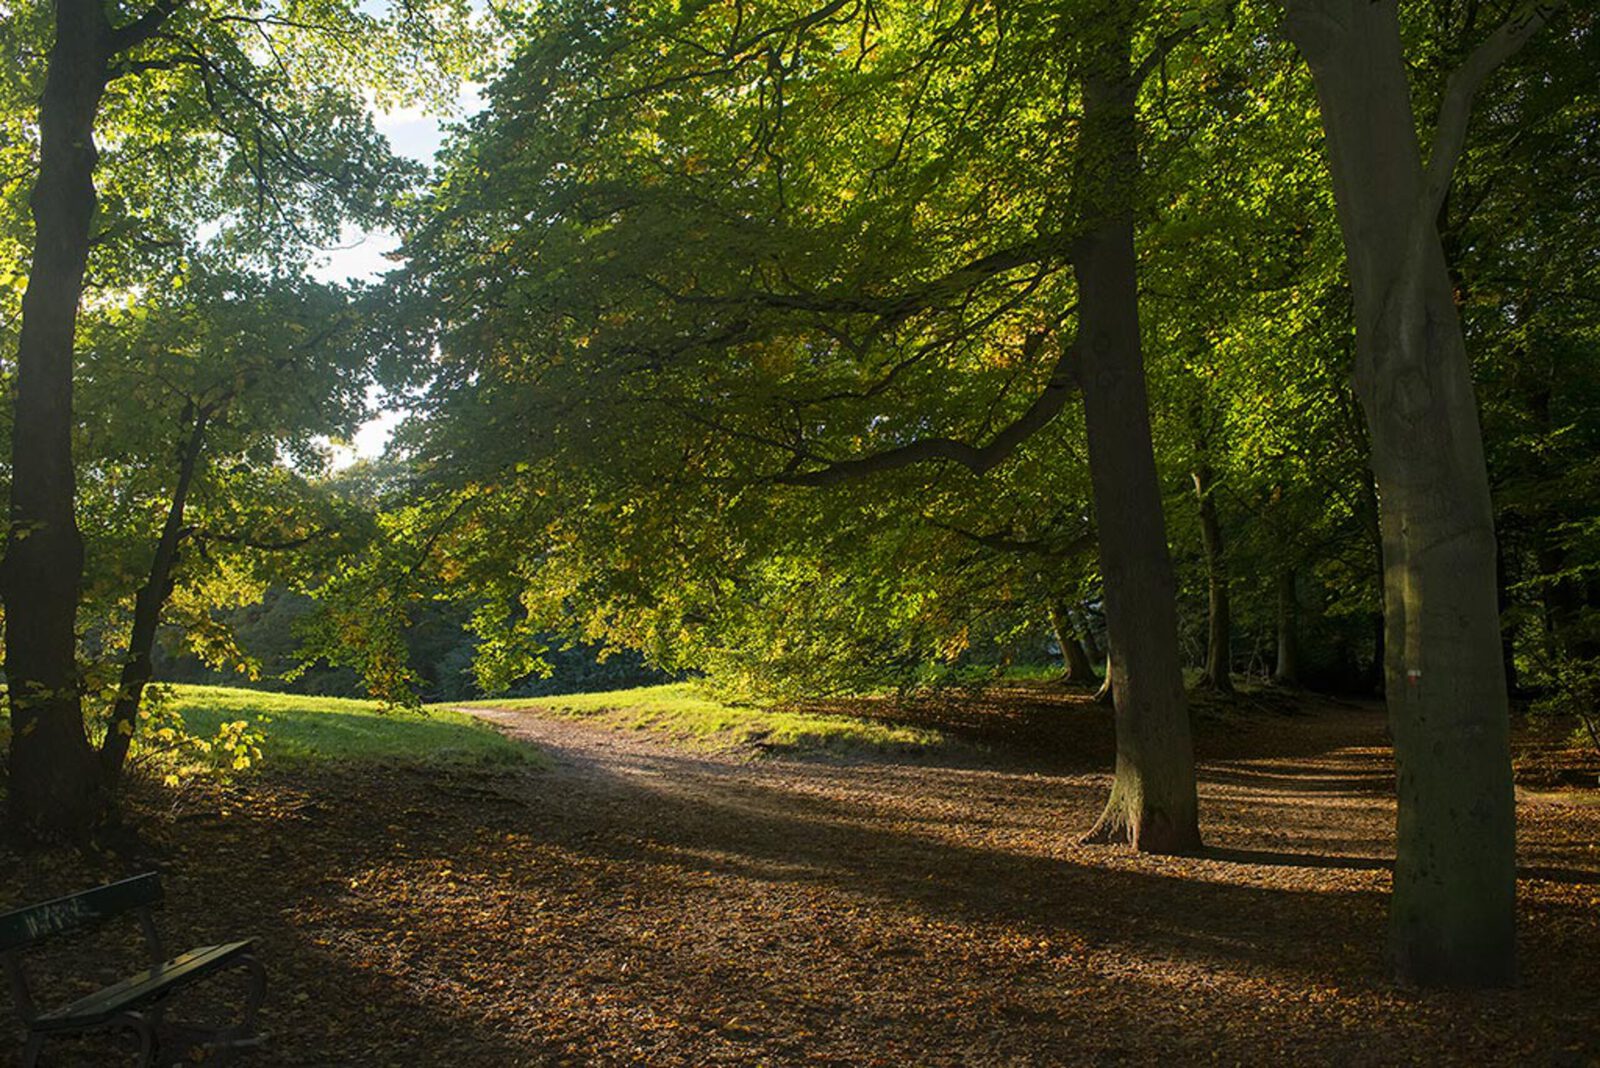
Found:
[0,874,163,952]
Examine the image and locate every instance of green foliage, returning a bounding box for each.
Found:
[1456,10,1600,701]
[0,0,502,795]
[372,0,1595,714]
[61,259,390,733]
[5,0,1594,741]
[0,0,498,275]
[361,0,1138,700]
[1532,658,1600,756]
[127,684,270,787]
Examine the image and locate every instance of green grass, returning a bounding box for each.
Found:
[449,682,949,758]
[164,684,539,768]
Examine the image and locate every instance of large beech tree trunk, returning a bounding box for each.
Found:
[1073,13,1200,854]
[3,0,114,839]
[1284,0,1544,987]
[1192,463,1233,694]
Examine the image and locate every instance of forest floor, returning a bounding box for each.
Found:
[3,684,1598,1066]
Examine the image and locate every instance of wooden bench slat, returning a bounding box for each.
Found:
[0,875,163,951]
[32,941,255,1032]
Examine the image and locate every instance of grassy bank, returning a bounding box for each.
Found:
[165,684,538,767]
[450,682,950,757]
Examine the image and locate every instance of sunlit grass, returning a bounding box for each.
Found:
[164,684,539,767]
[449,682,949,757]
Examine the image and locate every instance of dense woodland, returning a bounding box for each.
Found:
[1,0,1598,1021]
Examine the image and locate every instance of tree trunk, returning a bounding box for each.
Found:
[1075,607,1104,663]
[1072,13,1200,854]
[1094,648,1115,706]
[1192,463,1233,694]
[1048,601,1096,684]
[98,410,210,786]
[1366,610,1387,697]
[2,0,114,839]
[1356,449,1387,696]
[1495,540,1519,696]
[1274,567,1300,685]
[1286,0,1521,987]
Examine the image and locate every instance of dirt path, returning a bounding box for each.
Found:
[462,704,766,780]
[6,700,1597,1066]
[413,701,1600,1066]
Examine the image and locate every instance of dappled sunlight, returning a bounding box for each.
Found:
[7,696,1595,1063]
[3,0,1597,1056]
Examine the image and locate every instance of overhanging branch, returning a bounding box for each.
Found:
[191,527,335,552]
[773,327,1079,487]
[110,0,189,54]
[645,232,1067,325]
[1422,2,1562,222]
[925,516,1095,559]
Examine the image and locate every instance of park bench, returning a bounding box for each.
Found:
[1,873,265,1066]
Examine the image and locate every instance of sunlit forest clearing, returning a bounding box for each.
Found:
[3,0,1600,1063]
[5,682,1600,1063]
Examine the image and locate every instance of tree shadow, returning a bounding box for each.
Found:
[1201,763,1395,796]
[1203,846,1392,871]
[15,714,1594,1065]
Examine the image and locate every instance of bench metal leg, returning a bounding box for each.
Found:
[241,952,265,1031]
[115,1012,157,1068]
[21,1031,44,1068]
[210,954,268,1066]
[161,953,267,1067]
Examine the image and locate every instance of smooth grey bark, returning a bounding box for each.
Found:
[1192,463,1233,694]
[1073,11,1200,854]
[1356,466,1388,696]
[1283,0,1551,987]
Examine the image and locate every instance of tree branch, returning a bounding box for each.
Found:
[107,53,200,80]
[644,232,1067,324]
[1134,3,1236,88]
[924,516,1095,559]
[1422,2,1561,222]
[191,527,335,552]
[773,328,1078,487]
[1133,25,1198,89]
[110,0,189,54]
